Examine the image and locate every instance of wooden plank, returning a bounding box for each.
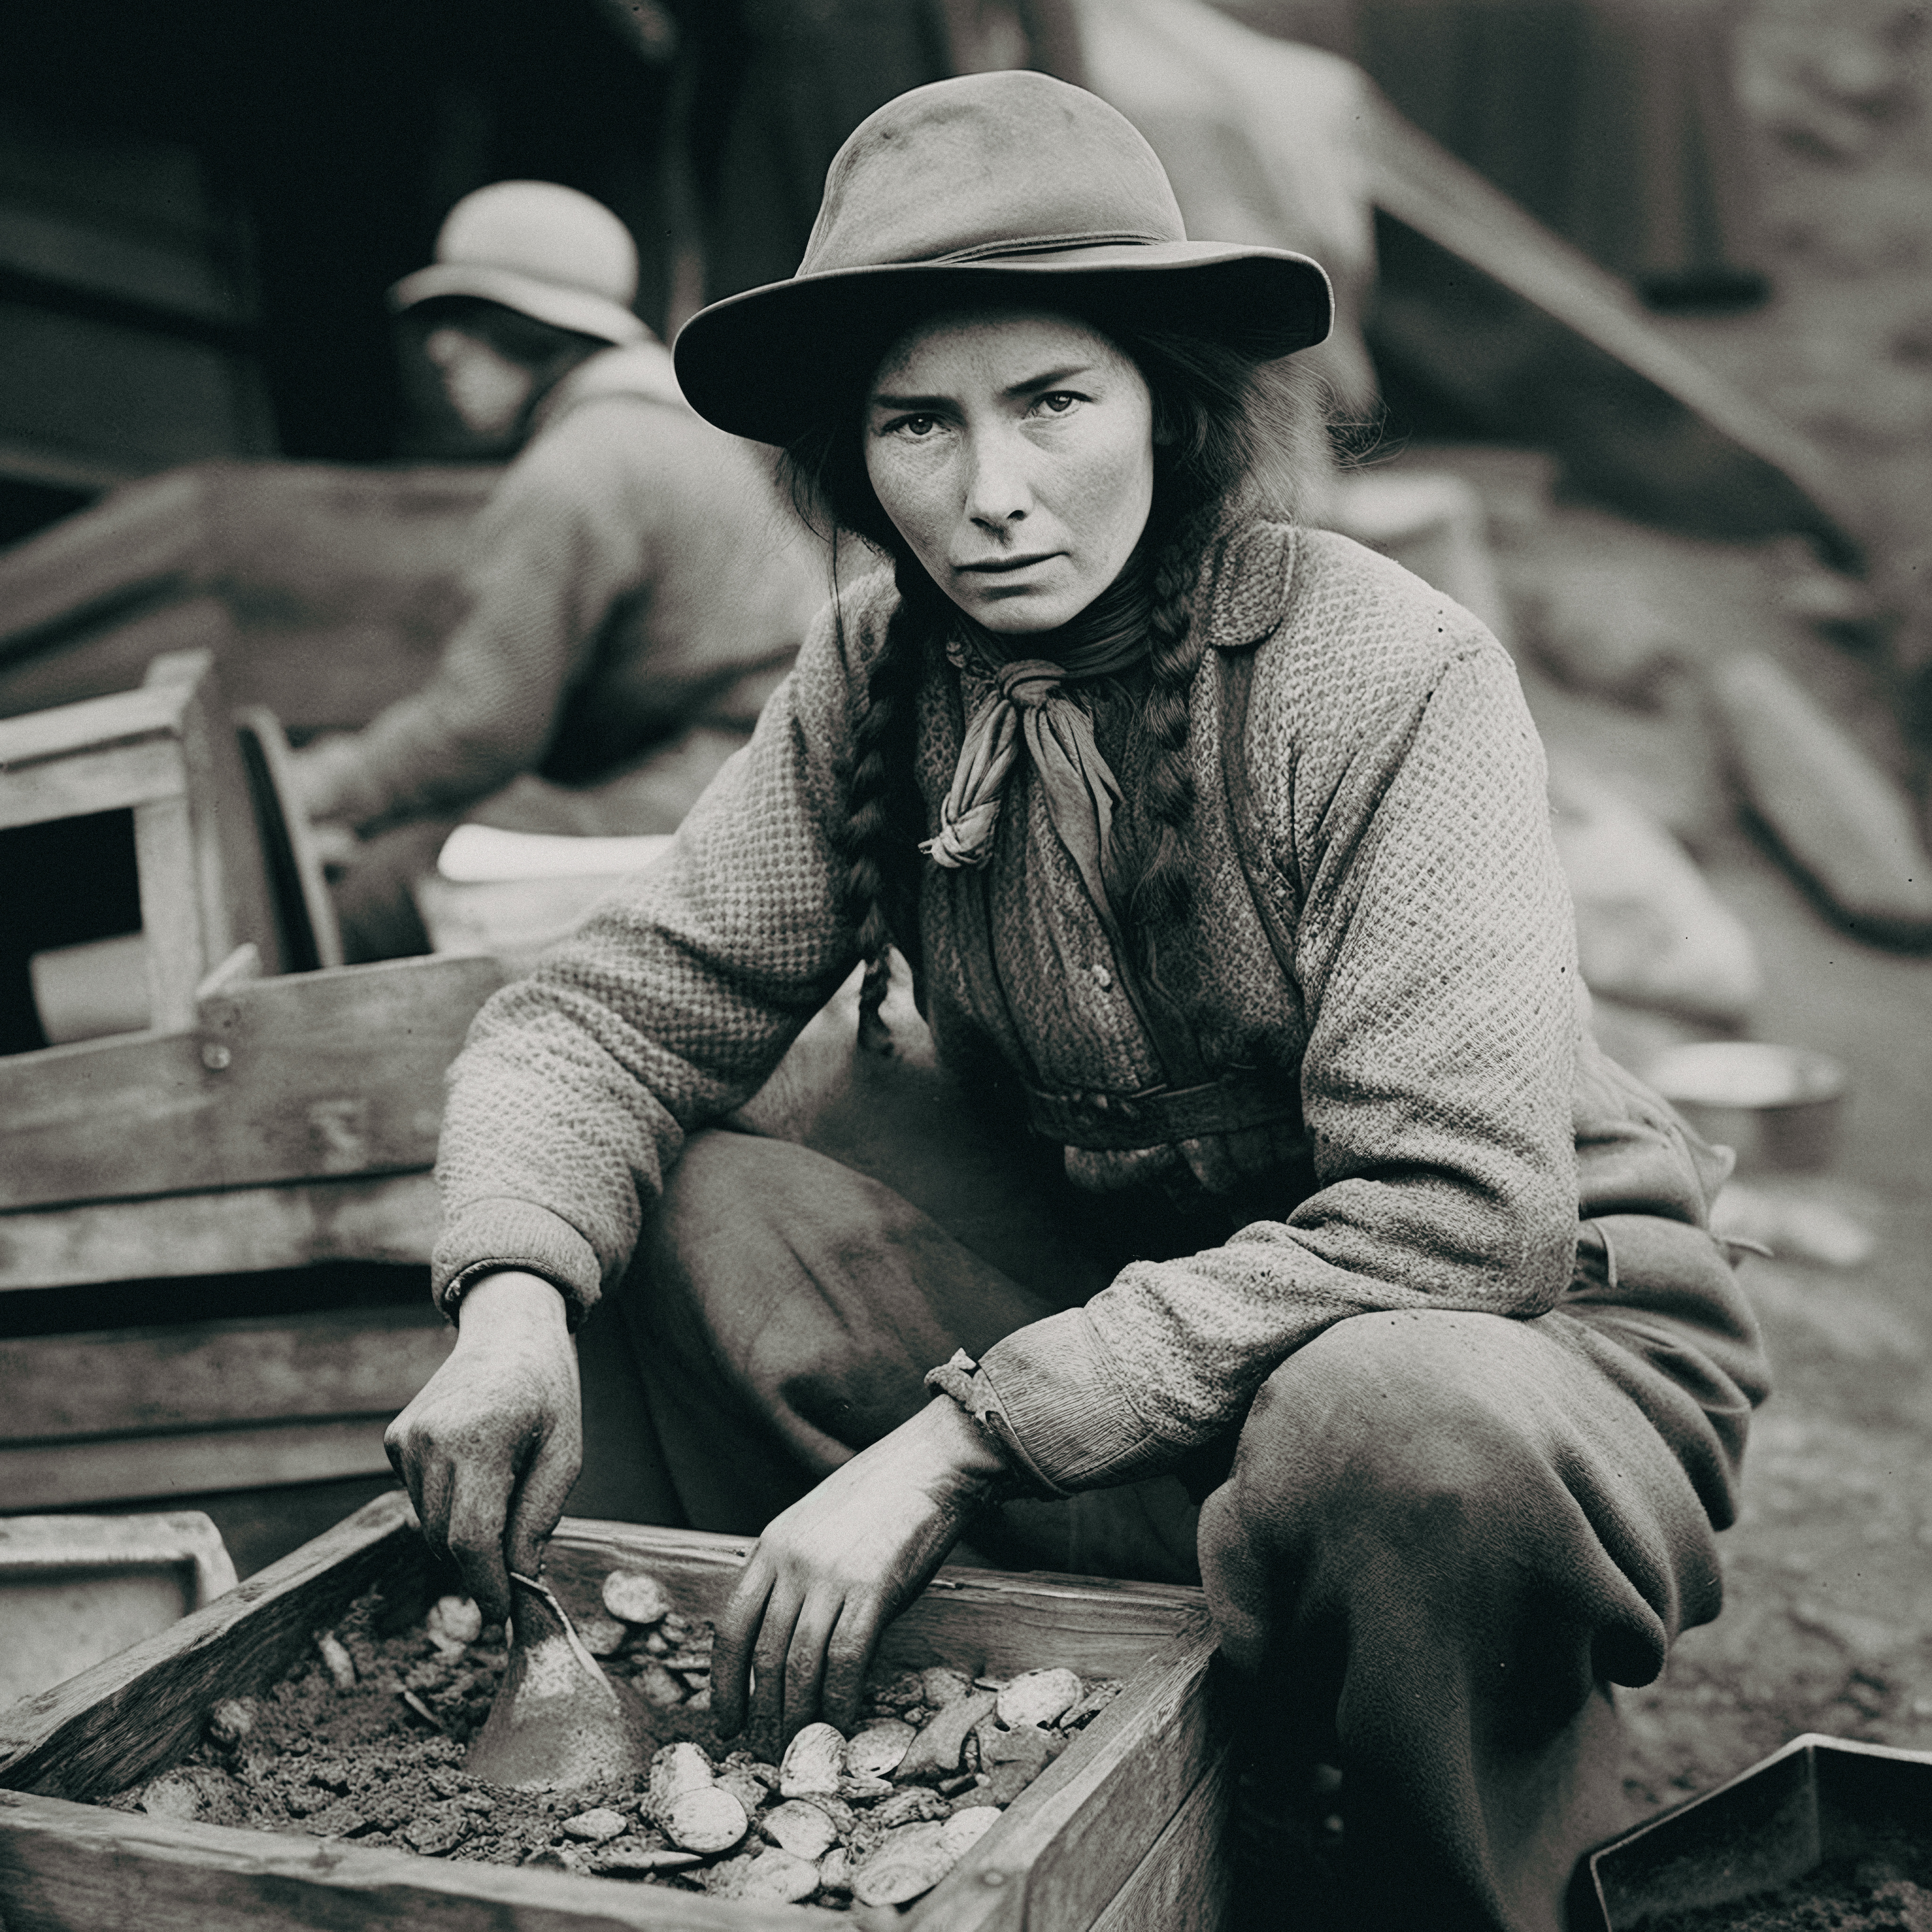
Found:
[908,1614,1222,1932]
[134,790,204,1031]
[0,1305,450,1441]
[543,1524,1206,1685]
[0,1171,440,1291]
[0,952,505,1211]
[0,1790,848,1932]
[1085,1749,1235,1932]
[0,1490,421,1798]
[0,680,186,772]
[0,735,183,830]
[0,1417,402,1512]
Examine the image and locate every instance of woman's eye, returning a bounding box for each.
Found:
[885,414,937,438]
[1032,392,1081,416]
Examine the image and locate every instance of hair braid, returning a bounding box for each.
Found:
[839,555,933,1052]
[1120,502,1222,980]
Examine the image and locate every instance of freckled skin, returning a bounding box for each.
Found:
[862,309,1157,637]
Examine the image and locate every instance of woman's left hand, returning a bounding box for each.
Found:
[711,1397,1011,1743]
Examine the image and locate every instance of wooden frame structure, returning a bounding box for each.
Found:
[0,1496,1233,1932]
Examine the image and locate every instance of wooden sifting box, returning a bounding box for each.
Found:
[0,1491,1232,1932]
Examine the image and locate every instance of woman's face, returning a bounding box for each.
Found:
[863,308,1156,635]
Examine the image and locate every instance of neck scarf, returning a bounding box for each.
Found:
[921,561,1151,917]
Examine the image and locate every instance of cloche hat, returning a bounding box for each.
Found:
[390,181,648,348]
[674,71,1332,447]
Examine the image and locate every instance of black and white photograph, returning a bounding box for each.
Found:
[1,2,1929,1927]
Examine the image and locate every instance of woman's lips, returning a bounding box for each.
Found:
[956,553,1058,575]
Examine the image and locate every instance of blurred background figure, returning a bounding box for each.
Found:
[290,180,825,962]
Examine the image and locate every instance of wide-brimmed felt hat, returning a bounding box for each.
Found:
[391,181,649,348]
[673,71,1332,447]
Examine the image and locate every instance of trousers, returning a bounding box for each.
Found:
[579,1120,1765,1932]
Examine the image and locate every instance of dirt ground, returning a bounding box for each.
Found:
[1412,0,1932,1838]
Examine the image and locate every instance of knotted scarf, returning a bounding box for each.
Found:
[921,564,1151,920]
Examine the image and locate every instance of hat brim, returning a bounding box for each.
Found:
[672,242,1333,446]
[390,262,648,348]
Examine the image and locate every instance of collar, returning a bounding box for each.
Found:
[1201,519,1299,652]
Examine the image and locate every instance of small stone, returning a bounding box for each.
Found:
[664,1785,749,1855]
[601,1569,673,1627]
[920,1666,974,1709]
[761,1799,840,1860]
[802,1792,854,1834]
[844,1719,916,1781]
[841,1775,896,1803]
[720,1848,822,1903]
[562,1806,627,1843]
[683,1686,712,1714]
[314,1631,357,1690]
[1057,1679,1123,1730]
[206,1698,255,1749]
[403,1807,471,1855]
[648,1740,716,1816]
[870,1787,952,1832]
[853,1820,956,1907]
[779,1722,847,1797]
[982,1722,1057,1774]
[819,1845,854,1893]
[575,1613,629,1658]
[429,1593,483,1643]
[937,1774,977,1797]
[308,1760,352,1793]
[941,1806,1000,1857]
[139,1766,245,1825]
[976,1760,1038,1807]
[521,1846,578,1870]
[633,1661,687,1708]
[457,1791,496,1815]
[897,1691,997,1782]
[642,1630,670,1655]
[995,1668,1081,1731]
[598,1842,702,1876]
[716,1768,771,1815]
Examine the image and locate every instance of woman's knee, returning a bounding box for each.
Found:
[1202,1309,1717,1676]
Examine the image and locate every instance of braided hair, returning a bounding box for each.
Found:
[781,308,1324,1048]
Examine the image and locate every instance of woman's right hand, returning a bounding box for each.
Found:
[384,1270,582,1623]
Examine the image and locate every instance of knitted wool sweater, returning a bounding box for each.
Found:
[294,343,824,836]
[433,521,1715,1493]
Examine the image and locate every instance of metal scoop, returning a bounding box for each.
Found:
[467,1572,653,1790]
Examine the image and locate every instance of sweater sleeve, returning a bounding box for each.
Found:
[427,585,880,1321]
[974,636,1582,1491]
[290,405,660,834]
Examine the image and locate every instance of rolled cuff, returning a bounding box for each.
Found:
[431,1197,604,1329]
[974,1309,1186,1492]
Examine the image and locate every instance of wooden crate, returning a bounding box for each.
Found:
[0,1492,1232,1932]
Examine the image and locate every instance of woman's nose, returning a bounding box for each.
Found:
[963,427,1033,528]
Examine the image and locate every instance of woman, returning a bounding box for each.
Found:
[388,74,1767,1931]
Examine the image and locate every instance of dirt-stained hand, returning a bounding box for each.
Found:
[710,1397,1010,1745]
[385,1270,580,1623]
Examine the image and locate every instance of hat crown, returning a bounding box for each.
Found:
[434,181,639,308]
[800,71,1187,279]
